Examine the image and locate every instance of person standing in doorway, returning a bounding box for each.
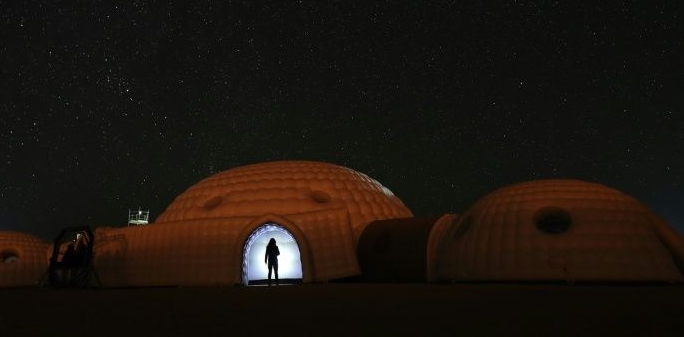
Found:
[264,238,280,286]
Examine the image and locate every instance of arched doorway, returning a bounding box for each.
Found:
[241,223,303,285]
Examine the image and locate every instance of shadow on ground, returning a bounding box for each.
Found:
[1,283,683,336]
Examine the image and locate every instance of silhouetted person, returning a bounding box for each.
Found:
[60,243,78,285]
[264,238,280,286]
[61,243,77,267]
[75,241,88,266]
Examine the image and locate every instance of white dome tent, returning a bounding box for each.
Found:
[427,179,684,283]
[92,161,412,287]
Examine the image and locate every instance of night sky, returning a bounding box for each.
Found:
[2,2,682,240]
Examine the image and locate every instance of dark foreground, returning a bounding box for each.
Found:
[1,283,683,336]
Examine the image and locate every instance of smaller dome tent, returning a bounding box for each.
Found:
[429,180,684,283]
[94,160,413,287]
[0,231,50,287]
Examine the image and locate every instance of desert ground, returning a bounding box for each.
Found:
[1,283,683,336]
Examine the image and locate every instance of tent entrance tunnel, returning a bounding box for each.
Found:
[241,223,303,285]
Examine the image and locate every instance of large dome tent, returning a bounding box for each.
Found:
[93,160,413,287]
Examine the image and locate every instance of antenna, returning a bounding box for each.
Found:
[128,208,150,226]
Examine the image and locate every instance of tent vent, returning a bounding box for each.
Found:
[310,190,331,204]
[204,196,223,210]
[1,250,19,264]
[535,207,572,234]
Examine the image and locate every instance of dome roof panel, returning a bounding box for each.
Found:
[155,161,413,236]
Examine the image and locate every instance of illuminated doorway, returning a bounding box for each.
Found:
[242,223,303,285]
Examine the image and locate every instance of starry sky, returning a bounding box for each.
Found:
[2,1,683,239]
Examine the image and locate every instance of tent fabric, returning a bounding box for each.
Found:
[0,231,50,287]
[425,214,459,282]
[649,215,684,274]
[429,179,684,283]
[0,161,410,288]
[155,161,413,240]
[94,208,359,287]
[357,216,441,282]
